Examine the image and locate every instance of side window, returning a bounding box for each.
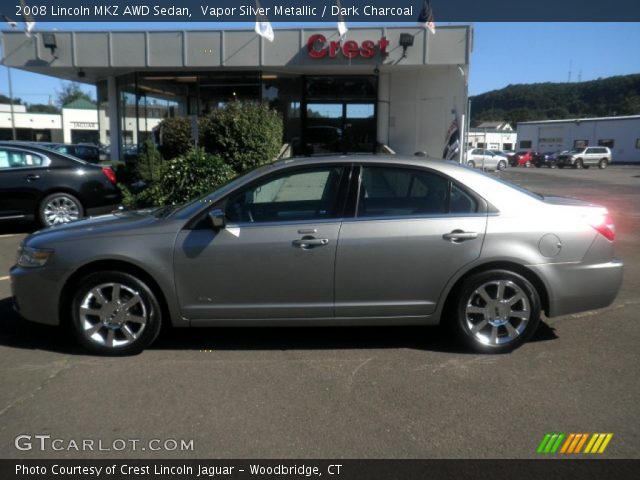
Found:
[0,149,44,169]
[357,166,449,217]
[450,183,478,214]
[225,166,345,223]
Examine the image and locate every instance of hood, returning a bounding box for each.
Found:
[25,209,170,247]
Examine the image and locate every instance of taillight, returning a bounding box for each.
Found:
[102,167,116,185]
[589,212,615,241]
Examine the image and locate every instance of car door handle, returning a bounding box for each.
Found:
[24,174,40,181]
[443,230,478,242]
[292,238,329,248]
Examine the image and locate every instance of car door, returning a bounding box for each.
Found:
[483,150,497,169]
[173,164,350,322]
[335,164,487,318]
[0,147,49,219]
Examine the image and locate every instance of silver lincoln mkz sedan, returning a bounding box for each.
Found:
[10,156,623,355]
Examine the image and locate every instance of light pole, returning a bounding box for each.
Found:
[0,39,17,140]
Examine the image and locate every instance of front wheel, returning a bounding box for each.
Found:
[574,158,584,169]
[451,270,541,353]
[70,271,163,355]
[497,160,506,171]
[467,160,475,168]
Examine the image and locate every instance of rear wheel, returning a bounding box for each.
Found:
[574,158,584,169]
[467,160,475,168]
[451,270,541,353]
[39,192,84,227]
[599,158,609,169]
[70,271,163,355]
[497,160,506,171]
[525,160,531,168]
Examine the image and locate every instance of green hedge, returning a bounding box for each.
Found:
[158,117,193,160]
[199,101,283,173]
[120,148,235,208]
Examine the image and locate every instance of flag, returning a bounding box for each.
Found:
[2,14,18,29]
[25,20,35,37]
[254,0,274,42]
[336,0,348,38]
[442,114,460,160]
[418,0,436,34]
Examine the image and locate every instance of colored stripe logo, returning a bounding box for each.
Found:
[537,433,613,454]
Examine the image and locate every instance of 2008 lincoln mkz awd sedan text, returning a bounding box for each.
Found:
[10,156,623,355]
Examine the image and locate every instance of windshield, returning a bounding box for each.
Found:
[465,164,544,200]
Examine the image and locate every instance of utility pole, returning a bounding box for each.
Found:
[0,39,17,140]
[7,66,16,140]
[568,59,573,83]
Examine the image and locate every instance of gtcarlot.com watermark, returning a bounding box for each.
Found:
[15,434,194,452]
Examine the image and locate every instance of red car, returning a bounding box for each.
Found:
[509,151,535,167]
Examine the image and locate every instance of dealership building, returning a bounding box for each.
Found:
[2,26,471,161]
[517,115,640,163]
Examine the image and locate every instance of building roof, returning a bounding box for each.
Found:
[62,98,96,110]
[469,128,517,134]
[518,115,640,125]
[476,121,513,130]
[1,26,472,84]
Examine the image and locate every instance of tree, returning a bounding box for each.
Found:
[0,94,22,105]
[56,82,93,107]
[27,104,60,114]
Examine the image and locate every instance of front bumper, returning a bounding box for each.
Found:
[10,265,70,326]
[528,258,623,317]
[557,156,574,166]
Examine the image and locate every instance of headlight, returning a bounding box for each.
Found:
[16,246,54,268]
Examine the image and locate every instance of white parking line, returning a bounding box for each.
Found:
[0,234,22,238]
[0,276,9,281]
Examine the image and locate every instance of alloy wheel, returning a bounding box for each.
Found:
[43,195,81,225]
[79,283,148,348]
[464,280,531,346]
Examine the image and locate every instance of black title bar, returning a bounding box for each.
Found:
[1,0,640,23]
[4,459,640,480]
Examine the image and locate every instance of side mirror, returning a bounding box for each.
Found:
[208,209,226,229]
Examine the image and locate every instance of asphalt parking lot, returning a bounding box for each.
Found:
[0,165,638,459]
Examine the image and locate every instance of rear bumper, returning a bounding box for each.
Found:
[528,258,623,317]
[10,265,69,326]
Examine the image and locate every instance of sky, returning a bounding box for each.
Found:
[1,22,639,104]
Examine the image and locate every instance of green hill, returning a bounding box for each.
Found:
[470,74,640,126]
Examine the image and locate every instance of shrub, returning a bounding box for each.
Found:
[126,148,234,208]
[135,139,164,183]
[199,101,283,173]
[157,117,193,159]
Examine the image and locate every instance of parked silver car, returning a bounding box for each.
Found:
[557,146,612,169]
[465,148,508,171]
[10,156,623,355]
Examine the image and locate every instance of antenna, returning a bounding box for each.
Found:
[568,60,573,82]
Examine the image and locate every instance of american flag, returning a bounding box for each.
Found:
[442,114,460,160]
[418,0,436,34]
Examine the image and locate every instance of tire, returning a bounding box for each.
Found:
[39,192,84,227]
[599,158,608,169]
[467,160,475,168]
[450,269,541,354]
[574,158,583,169]
[70,271,163,355]
[497,160,506,171]
[558,165,564,169]
[525,160,531,168]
